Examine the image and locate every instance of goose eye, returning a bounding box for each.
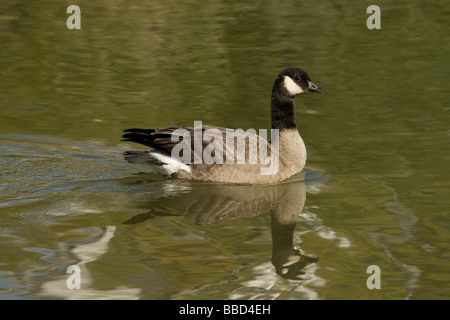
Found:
[295,76,302,82]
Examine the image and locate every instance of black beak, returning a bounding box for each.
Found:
[307,81,323,93]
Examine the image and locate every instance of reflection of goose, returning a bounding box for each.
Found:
[122,67,322,184]
[123,174,319,279]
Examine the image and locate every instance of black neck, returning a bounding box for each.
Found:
[271,79,297,130]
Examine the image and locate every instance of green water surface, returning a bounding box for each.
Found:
[0,0,449,299]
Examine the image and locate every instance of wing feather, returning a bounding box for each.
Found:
[122,126,272,165]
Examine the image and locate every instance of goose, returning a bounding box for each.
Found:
[122,67,322,184]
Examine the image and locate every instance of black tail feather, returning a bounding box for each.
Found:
[122,127,183,151]
[123,128,155,134]
[122,128,157,148]
[123,150,164,165]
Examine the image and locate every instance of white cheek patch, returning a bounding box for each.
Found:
[283,76,305,95]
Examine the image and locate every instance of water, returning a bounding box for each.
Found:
[1,0,449,300]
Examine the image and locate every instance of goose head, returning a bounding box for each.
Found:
[277,67,323,98]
